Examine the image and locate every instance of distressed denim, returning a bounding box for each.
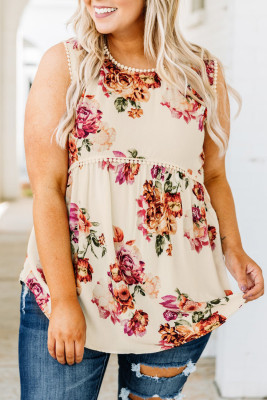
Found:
[18,280,212,400]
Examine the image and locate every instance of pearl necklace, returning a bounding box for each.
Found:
[103,39,156,73]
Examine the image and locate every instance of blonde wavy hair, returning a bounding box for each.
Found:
[53,0,242,158]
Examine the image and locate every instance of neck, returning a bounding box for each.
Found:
[104,34,155,70]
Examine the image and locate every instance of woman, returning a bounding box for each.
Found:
[18,1,264,399]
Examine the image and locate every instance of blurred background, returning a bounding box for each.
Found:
[0,0,267,398]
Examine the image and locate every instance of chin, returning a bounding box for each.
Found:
[95,26,115,34]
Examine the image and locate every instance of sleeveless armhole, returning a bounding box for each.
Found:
[212,58,218,93]
[63,37,83,83]
[204,57,218,94]
[63,40,73,83]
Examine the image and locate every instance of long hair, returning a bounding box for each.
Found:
[53,0,242,158]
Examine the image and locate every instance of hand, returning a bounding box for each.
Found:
[223,248,264,303]
[47,296,87,365]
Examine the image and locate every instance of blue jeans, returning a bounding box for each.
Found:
[18,280,212,400]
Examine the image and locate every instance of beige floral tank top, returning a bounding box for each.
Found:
[19,36,246,354]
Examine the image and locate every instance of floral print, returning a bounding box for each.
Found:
[203,59,216,86]
[183,203,217,253]
[68,202,107,295]
[158,287,232,349]
[18,37,247,354]
[24,271,51,318]
[160,85,205,132]
[68,93,117,166]
[98,149,145,184]
[160,58,216,132]
[99,57,161,119]
[136,165,187,256]
[66,37,83,51]
[91,226,160,337]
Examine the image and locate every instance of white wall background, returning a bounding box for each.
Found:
[182,0,267,397]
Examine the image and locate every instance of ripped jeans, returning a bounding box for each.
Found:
[18,280,212,400]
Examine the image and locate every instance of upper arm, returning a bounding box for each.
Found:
[24,41,71,197]
[203,60,230,183]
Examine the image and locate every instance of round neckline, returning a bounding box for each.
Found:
[103,53,160,77]
[103,37,158,75]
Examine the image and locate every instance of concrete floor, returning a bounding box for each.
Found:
[0,198,263,400]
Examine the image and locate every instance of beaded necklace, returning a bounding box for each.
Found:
[103,37,157,73]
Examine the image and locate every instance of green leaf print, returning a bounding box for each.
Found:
[114,97,128,112]
[174,319,191,327]
[155,180,163,191]
[128,149,138,158]
[129,99,139,107]
[90,244,98,258]
[71,242,76,255]
[164,180,173,193]
[166,173,172,181]
[164,233,170,241]
[127,148,146,159]
[192,311,205,323]
[80,208,89,218]
[91,222,100,227]
[92,236,100,247]
[78,139,93,154]
[210,298,221,305]
[133,285,146,299]
[155,234,165,256]
[79,229,106,260]
[178,171,186,180]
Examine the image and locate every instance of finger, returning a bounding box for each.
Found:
[243,280,264,298]
[75,340,85,364]
[65,340,75,365]
[243,288,264,301]
[55,339,66,365]
[47,334,56,359]
[245,275,255,290]
[235,267,250,292]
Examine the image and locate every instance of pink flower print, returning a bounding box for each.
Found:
[115,242,145,285]
[69,202,79,243]
[25,276,50,309]
[192,182,204,201]
[122,309,149,337]
[67,37,83,51]
[160,87,200,124]
[115,162,140,185]
[192,206,202,223]
[159,295,180,311]
[91,278,122,324]
[183,205,210,252]
[151,165,166,180]
[208,225,217,250]
[163,309,179,321]
[36,267,47,283]
[178,294,206,312]
[74,99,103,139]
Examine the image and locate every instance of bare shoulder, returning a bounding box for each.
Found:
[30,41,71,93]
[24,41,72,196]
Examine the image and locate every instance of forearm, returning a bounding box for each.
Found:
[32,188,77,303]
[204,175,243,255]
